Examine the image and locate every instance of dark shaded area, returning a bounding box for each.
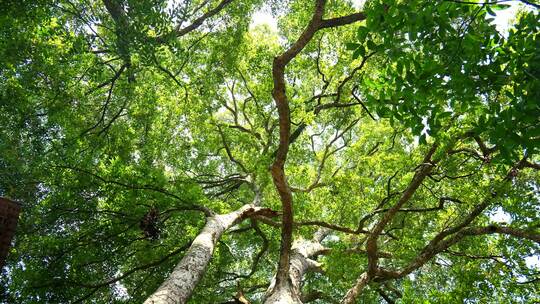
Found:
[0,197,20,269]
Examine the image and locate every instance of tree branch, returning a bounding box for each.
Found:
[365,144,438,276]
[157,0,234,43]
[319,12,367,29]
[270,0,327,287]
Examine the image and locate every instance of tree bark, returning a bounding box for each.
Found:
[268,0,367,299]
[340,272,369,304]
[264,230,327,303]
[144,204,267,304]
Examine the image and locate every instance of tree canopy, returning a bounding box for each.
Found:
[1,0,539,303]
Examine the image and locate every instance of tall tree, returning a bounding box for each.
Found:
[1,0,539,303]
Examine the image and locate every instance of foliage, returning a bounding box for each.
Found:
[0,0,539,303]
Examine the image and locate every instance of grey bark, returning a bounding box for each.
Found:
[264,230,327,303]
[144,204,263,304]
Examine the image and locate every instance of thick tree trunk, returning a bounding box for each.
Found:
[264,231,326,304]
[264,282,303,304]
[144,204,263,304]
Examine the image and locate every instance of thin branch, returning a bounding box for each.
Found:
[72,241,191,303]
[157,0,234,43]
[85,63,126,95]
[365,144,438,276]
[444,0,539,9]
[217,125,249,173]
[55,165,214,216]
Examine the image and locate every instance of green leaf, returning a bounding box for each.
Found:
[345,42,360,50]
[353,46,366,59]
[486,5,497,17]
[493,4,511,11]
[357,26,369,41]
[419,133,427,145]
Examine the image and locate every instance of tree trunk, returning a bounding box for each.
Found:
[264,231,326,304]
[144,204,262,304]
[264,281,303,304]
[340,272,369,304]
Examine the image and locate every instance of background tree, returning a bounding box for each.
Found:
[1,0,539,303]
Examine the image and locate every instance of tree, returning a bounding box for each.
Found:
[1,0,539,303]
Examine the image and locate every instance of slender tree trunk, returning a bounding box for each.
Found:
[144,204,263,304]
[340,272,369,304]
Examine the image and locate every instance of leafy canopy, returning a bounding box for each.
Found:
[0,0,539,303]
